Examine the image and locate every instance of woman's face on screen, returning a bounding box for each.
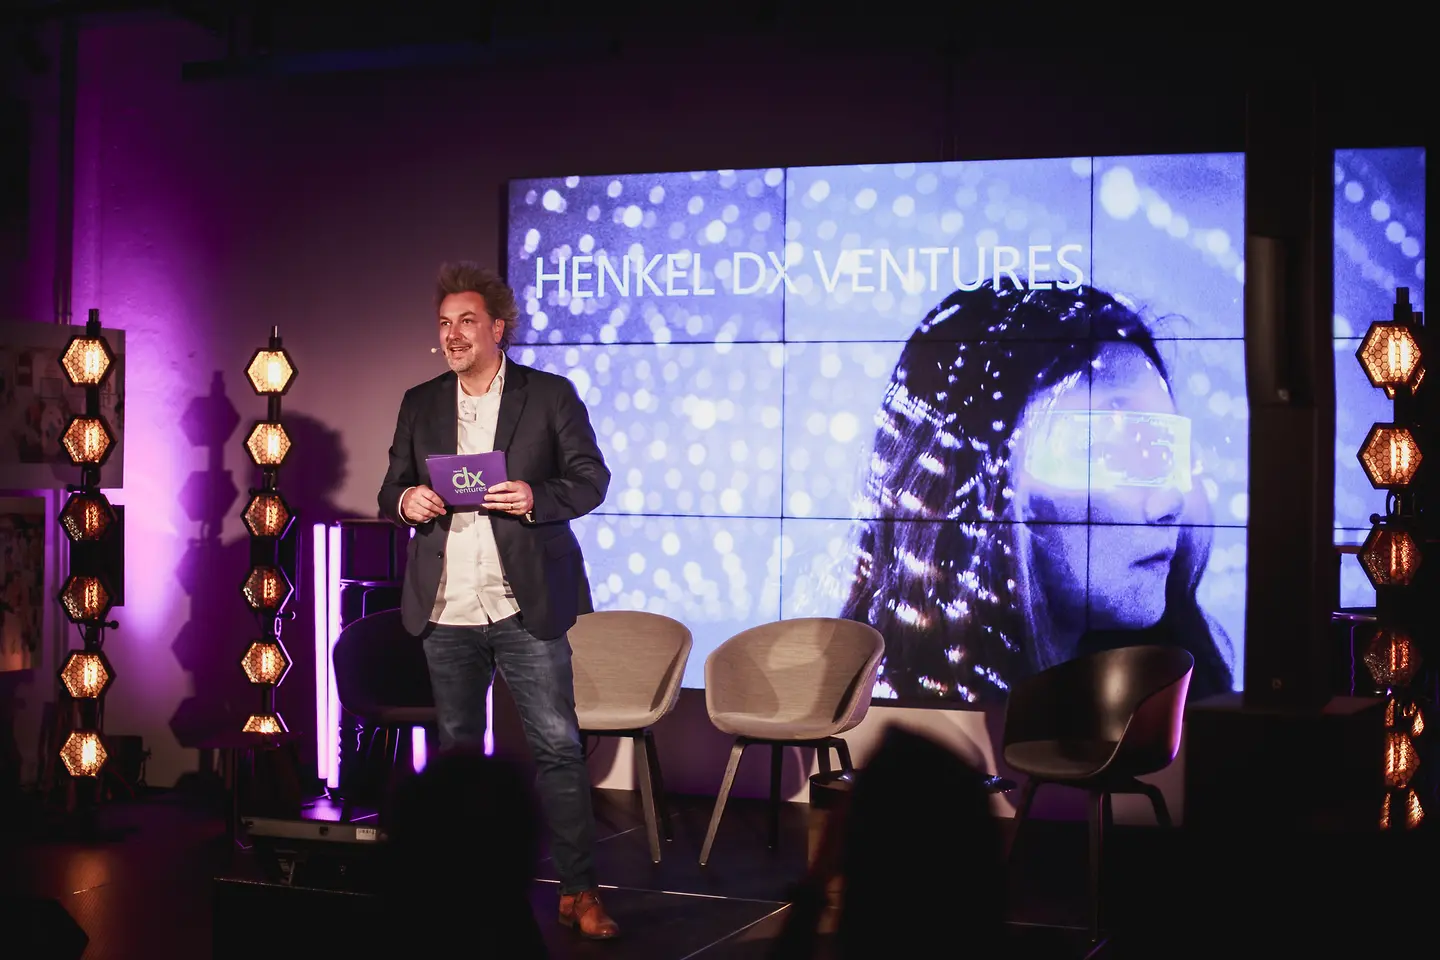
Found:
[1015,342,1188,631]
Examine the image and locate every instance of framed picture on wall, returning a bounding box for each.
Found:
[0,320,125,489]
[0,496,45,671]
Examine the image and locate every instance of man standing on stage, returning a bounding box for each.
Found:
[378,262,618,940]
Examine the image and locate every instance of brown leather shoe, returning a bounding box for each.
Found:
[559,889,620,940]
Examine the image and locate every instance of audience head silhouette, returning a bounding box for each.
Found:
[837,726,1006,958]
[381,749,547,956]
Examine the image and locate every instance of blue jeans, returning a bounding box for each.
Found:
[422,616,597,893]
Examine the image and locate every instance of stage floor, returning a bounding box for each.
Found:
[2,784,1096,959]
[7,781,1427,958]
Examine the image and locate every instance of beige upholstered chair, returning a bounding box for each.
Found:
[698,617,885,866]
[569,610,692,863]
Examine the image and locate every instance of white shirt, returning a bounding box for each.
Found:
[408,359,521,626]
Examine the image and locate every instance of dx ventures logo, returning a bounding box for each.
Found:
[452,467,487,492]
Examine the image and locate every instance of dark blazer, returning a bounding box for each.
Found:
[377,361,610,639]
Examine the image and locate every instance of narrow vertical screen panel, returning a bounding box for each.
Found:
[1333,147,1427,610]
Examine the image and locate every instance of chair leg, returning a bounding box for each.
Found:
[699,738,748,866]
[817,740,832,775]
[388,728,400,788]
[344,726,381,822]
[1138,781,1173,828]
[633,734,662,864]
[375,728,392,803]
[643,729,674,841]
[1088,791,1107,944]
[1007,778,1039,863]
[768,743,783,851]
[834,737,853,775]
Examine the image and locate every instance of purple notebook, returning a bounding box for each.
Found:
[426,451,508,506]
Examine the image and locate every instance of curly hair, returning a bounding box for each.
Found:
[435,261,520,350]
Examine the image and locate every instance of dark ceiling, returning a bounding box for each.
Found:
[0,3,1432,152]
[3,1,906,52]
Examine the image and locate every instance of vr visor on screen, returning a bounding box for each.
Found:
[1022,410,1192,493]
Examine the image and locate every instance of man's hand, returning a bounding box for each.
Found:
[401,485,447,523]
[483,480,534,518]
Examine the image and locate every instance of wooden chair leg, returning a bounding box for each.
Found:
[633,733,662,863]
[374,727,387,797]
[1088,791,1108,944]
[643,729,674,841]
[1007,779,1039,863]
[699,738,748,866]
[1138,781,1172,828]
[834,737,853,775]
[343,726,381,823]
[817,740,832,775]
[768,743,783,851]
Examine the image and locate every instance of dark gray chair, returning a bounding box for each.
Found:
[332,608,436,821]
[1002,645,1194,951]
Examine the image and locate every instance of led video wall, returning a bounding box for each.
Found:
[508,154,1257,707]
[506,149,1421,707]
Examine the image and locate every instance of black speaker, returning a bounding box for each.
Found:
[0,895,88,960]
[1240,66,1337,709]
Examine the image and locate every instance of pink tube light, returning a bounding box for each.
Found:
[326,524,342,789]
[312,523,330,783]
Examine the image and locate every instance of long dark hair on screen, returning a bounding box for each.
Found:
[839,279,1234,704]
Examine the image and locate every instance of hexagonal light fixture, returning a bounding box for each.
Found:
[242,564,293,614]
[243,712,288,736]
[58,574,113,624]
[1385,731,1420,789]
[246,347,297,396]
[1358,424,1423,489]
[1380,789,1425,831]
[244,422,291,468]
[59,649,114,699]
[59,332,116,387]
[59,729,107,777]
[1364,629,1421,690]
[1358,525,1422,591]
[58,490,117,542]
[242,491,293,539]
[61,415,115,466]
[1357,321,1424,393]
[240,640,291,686]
